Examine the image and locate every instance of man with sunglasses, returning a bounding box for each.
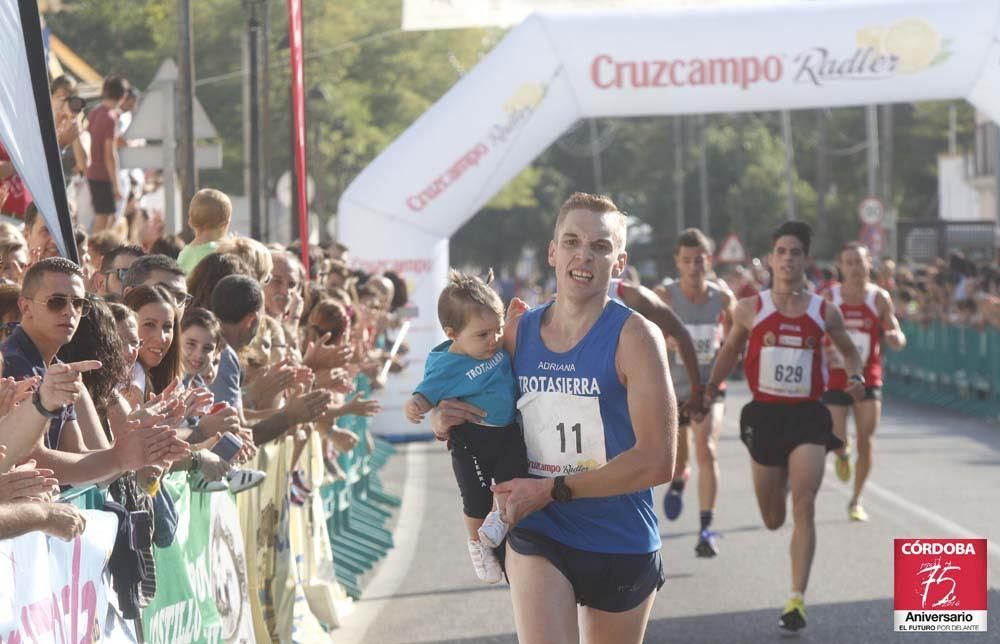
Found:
[2,258,188,485]
[93,244,144,297]
[122,254,192,314]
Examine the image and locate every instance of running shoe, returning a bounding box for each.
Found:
[779,596,807,633]
[477,510,508,549]
[835,451,852,483]
[227,468,266,494]
[467,539,502,584]
[695,529,720,558]
[848,502,869,522]
[662,466,690,521]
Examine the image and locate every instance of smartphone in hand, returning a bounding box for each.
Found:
[210,433,244,463]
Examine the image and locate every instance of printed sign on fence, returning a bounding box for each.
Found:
[0,510,118,643]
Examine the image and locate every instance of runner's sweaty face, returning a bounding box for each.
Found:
[548,209,626,297]
[768,235,807,289]
[675,245,710,285]
[839,246,871,285]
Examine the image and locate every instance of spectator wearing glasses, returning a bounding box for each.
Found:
[87,230,126,280]
[122,254,192,315]
[93,244,144,298]
[0,284,20,343]
[1,258,185,485]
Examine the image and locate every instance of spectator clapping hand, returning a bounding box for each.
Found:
[0,376,39,418]
[0,457,58,503]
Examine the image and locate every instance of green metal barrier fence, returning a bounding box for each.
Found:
[883,320,1000,421]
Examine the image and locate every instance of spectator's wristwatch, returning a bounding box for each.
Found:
[32,389,63,419]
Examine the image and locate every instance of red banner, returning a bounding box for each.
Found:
[287,0,310,277]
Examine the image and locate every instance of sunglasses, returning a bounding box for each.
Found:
[31,295,91,317]
[160,285,193,308]
[171,291,194,308]
[0,321,18,337]
[103,267,129,282]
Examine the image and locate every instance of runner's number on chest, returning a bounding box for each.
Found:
[517,391,608,478]
[758,346,812,397]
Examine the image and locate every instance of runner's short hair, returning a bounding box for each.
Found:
[839,241,868,261]
[676,228,712,254]
[555,192,627,251]
[771,221,812,256]
[438,269,503,333]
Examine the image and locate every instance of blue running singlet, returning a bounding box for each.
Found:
[513,299,660,554]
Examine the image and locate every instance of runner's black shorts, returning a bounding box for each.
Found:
[821,386,882,406]
[88,179,115,215]
[448,422,527,519]
[502,527,665,613]
[739,400,842,467]
[678,388,726,427]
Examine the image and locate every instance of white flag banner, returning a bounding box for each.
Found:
[0,0,79,261]
[0,510,119,643]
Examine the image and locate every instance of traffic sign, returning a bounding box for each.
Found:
[859,223,885,256]
[859,196,884,225]
[716,233,746,264]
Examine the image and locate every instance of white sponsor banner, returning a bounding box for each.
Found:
[0,510,119,643]
[895,610,987,632]
[403,0,800,31]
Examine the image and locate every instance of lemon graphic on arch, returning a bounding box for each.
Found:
[881,19,942,73]
[856,25,886,51]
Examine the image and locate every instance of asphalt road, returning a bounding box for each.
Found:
[337,381,1000,643]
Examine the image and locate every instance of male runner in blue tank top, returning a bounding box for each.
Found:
[433,192,677,644]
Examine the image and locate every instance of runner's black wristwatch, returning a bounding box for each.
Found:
[551,475,573,503]
[848,373,865,385]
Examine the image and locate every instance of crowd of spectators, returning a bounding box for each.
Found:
[0,103,406,624]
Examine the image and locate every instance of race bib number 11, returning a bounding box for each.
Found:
[517,391,607,478]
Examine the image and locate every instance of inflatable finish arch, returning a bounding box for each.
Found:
[340,0,1000,434]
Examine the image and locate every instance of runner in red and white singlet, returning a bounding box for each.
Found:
[704,222,865,635]
[820,242,906,523]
